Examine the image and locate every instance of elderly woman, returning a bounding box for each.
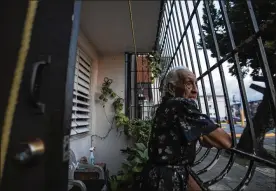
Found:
[139,67,232,191]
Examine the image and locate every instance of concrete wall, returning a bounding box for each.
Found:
[93,54,130,175]
[70,30,129,175]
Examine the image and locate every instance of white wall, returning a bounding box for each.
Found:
[93,54,130,175]
[70,32,131,176]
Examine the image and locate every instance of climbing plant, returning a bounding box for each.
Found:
[98,77,152,190]
[146,51,162,83]
[98,51,161,191]
[98,77,151,142]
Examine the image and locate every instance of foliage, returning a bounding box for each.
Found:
[146,51,162,83]
[98,78,152,191]
[198,0,276,77]
[109,143,149,191]
[99,52,161,190]
[199,0,276,160]
[98,77,152,144]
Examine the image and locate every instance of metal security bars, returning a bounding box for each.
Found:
[125,53,161,120]
[153,0,276,190]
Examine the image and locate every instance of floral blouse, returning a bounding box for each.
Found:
[148,97,218,166]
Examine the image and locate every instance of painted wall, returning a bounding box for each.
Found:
[93,54,130,175]
[70,31,129,175]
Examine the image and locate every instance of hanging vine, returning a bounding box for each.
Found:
[96,51,162,191]
[96,51,162,140]
[146,51,162,83]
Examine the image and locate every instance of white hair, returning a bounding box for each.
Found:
[162,66,191,97]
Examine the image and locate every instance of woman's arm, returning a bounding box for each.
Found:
[177,98,232,149]
[187,175,201,191]
[200,128,232,149]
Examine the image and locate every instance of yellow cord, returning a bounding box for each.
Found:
[0,1,38,181]
[128,0,137,55]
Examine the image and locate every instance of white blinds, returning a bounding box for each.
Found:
[71,48,91,134]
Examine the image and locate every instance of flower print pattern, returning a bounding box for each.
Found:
[138,97,217,191]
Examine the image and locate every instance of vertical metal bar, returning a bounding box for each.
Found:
[169,5,181,67]
[176,1,189,68]
[161,8,172,70]
[246,0,276,122]
[160,0,201,87]
[164,3,177,68]
[194,0,221,120]
[159,10,168,55]
[125,52,130,116]
[179,8,196,74]
[163,32,172,75]
[160,0,176,53]
[184,0,222,174]
[154,0,166,50]
[178,1,204,115]
[203,0,236,132]
[166,14,177,68]
[219,0,252,148]
[163,11,175,71]
[130,54,138,119]
[173,2,185,67]
[186,0,223,171]
[170,4,182,68]
[183,0,211,117]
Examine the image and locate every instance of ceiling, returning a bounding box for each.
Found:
[80,1,161,55]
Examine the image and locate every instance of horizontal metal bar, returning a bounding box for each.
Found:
[252,76,266,82]
[229,148,276,169]
[250,84,265,94]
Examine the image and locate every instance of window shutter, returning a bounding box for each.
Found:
[71,48,91,134]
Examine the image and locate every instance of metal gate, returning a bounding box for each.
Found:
[126,0,276,190]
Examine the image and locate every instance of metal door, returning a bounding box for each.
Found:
[0,1,81,190]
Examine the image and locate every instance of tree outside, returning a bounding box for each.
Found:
[198,0,276,161]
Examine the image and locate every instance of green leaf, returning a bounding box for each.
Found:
[132,166,143,173]
[133,157,143,164]
[135,143,146,151]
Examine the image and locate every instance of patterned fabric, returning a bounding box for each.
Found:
[138,96,218,191]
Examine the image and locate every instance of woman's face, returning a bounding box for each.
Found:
[175,70,198,99]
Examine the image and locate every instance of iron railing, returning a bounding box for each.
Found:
[126,0,276,190]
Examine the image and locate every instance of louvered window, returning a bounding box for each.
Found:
[71,48,91,135]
